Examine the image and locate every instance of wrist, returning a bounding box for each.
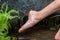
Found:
[37,1,60,20]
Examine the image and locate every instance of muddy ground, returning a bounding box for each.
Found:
[18,29,57,40]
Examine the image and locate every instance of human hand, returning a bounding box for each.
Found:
[55,29,60,40]
[18,10,40,33]
[18,0,60,33]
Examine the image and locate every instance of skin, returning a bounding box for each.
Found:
[55,29,60,40]
[18,0,60,40]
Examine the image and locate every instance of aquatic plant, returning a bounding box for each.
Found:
[0,36,17,40]
[51,14,60,29]
[0,3,18,40]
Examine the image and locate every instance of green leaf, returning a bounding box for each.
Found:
[8,9,18,15]
[1,2,6,10]
[0,2,18,40]
[50,15,60,18]
[5,5,8,13]
[0,10,3,13]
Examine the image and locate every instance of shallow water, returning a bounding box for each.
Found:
[0,0,60,40]
[18,30,56,40]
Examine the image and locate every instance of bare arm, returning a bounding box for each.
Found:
[18,0,60,33]
[38,1,60,20]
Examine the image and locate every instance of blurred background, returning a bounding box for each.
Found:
[0,0,60,40]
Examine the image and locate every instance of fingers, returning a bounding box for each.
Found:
[18,10,39,33]
[18,19,33,33]
[55,29,60,40]
[18,27,23,33]
[18,19,32,33]
[18,25,26,33]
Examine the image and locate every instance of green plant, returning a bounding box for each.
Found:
[0,3,19,40]
[0,36,17,40]
[53,15,60,27]
[48,14,60,30]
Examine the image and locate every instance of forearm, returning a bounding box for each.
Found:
[38,1,60,20]
[19,1,60,32]
[22,1,60,29]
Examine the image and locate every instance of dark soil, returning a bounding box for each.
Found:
[18,30,57,40]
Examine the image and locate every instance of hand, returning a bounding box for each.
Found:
[18,0,60,33]
[28,10,40,21]
[18,10,40,33]
[55,29,60,40]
